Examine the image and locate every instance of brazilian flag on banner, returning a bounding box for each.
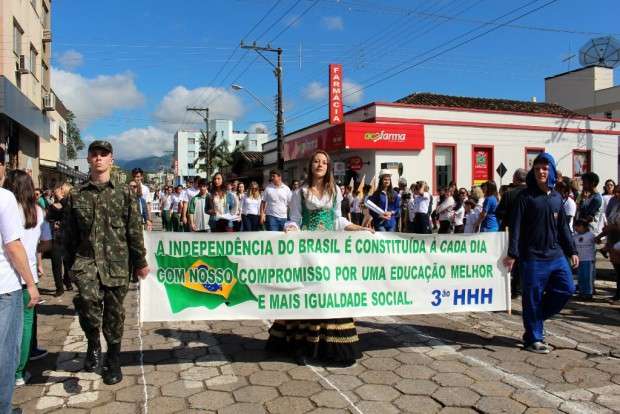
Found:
[155,255,257,313]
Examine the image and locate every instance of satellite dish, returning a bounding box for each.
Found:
[579,36,620,68]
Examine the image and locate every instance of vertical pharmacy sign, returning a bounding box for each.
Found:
[329,64,343,124]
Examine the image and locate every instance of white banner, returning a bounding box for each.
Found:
[140,231,510,322]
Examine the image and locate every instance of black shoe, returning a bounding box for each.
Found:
[84,340,102,372]
[102,343,123,385]
[54,289,64,297]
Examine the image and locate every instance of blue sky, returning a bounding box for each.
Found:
[50,0,619,160]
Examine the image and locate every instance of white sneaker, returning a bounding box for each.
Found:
[15,371,31,387]
[525,341,551,354]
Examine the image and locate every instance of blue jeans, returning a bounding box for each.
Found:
[265,215,286,231]
[375,222,396,232]
[520,257,575,346]
[577,260,594,296]
[0,289,23,414]
[242,214,260,231]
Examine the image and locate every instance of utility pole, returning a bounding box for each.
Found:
[240,41,284,171]
[186,107,211,178]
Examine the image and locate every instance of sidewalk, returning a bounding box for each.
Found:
[13,258,620,414]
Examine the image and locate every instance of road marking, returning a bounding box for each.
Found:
[376,316,596,414]
[305,361,365,414]
[136,284,149,414]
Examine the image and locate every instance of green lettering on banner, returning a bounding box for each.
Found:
[336,266,357,281]
[450,264,494,279]
[361,266,386,281]
[371,290,413,306]
[270,293,300,309]
[303,292,368,309]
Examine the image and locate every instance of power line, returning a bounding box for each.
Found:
[285,0,560,125]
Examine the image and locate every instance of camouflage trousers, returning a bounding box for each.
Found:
[73,275,129,345]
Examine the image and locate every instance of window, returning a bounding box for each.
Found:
[187,151,196,160]
[433,144,456,192]
[13,21,23,56]
[605,111,613,119]
[30,46,38,78]
[41,62,49,90]
[15,63,21,89]
[187,138,195,146]
[525,147,544,170]
[42,3,50,29]
[572,150,591,177]
[59,128,65,145]
[187,163,194,170]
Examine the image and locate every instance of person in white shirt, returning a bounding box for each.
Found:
[0,151,39,411]
[408,181,431,234]
[260,169,292,231]
[170,185,184,232]
[436,188,455,234]
[131,168,152,231]
[463,199,480,234]
[556,180,577,232]
[160,186,173,231]
[181,176,200,231]
[573,219,596,299]
[3,170,52,386]
[241,182,262,231]
[452,189,466,233]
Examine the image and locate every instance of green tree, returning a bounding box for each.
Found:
[195,131,239,177]
[65,110,84,160]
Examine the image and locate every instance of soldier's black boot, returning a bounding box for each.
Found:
[84,339,102,372]
[102,343,123,385]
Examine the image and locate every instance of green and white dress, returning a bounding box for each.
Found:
[266,185,361,363]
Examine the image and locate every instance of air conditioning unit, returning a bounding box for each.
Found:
[43,93,56,112]
[18,55,30,74]
[42,30,52,43]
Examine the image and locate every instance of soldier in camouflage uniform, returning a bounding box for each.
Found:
[64,140,149,385]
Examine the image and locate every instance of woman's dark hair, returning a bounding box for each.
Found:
[210,172,225,196]
[3,169,37,229]
[453,188,463,211]
[604,179,616,195]
[485,181,498,198]
[374,174,395,202]
[305,150,336,200]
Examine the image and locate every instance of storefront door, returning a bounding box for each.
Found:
[472,146,494,186]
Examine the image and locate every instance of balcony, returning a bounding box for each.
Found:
[43,30,52,43]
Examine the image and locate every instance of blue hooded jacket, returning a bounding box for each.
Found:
[508,153,576,260]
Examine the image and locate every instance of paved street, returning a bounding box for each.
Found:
[13,259,620,414]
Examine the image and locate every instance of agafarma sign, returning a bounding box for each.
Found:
[345,123,425,150]
[329,64,343,125]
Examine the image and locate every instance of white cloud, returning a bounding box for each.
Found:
[302,79,364,105]
[95,126,172,161]
[321,16,344,31]
[57,50,84,70]
[52,69,145,129]
[303,81,327,101]
[154,86,244,131]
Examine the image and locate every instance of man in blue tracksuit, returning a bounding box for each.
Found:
[504,153,578,354]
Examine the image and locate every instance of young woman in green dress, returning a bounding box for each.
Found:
[266,149,372,367]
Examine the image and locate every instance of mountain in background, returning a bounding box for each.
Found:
[116,154,172,173]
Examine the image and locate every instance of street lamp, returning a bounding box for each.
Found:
[231,84,277,116]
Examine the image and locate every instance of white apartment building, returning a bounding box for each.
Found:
[0,0,56,186]
[546,65,620,118]
[174,120,269,184]
[209,119,269,152]
[173,130,204,185]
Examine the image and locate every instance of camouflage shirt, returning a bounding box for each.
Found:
[64,179,147,287]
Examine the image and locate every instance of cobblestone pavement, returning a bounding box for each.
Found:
[13,258,620,414]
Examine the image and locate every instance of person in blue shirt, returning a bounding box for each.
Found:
[504,153,578,354]
[475,181,499,232]
[368,170,401,232]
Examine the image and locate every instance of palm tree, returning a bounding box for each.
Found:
[194,130,243,177]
